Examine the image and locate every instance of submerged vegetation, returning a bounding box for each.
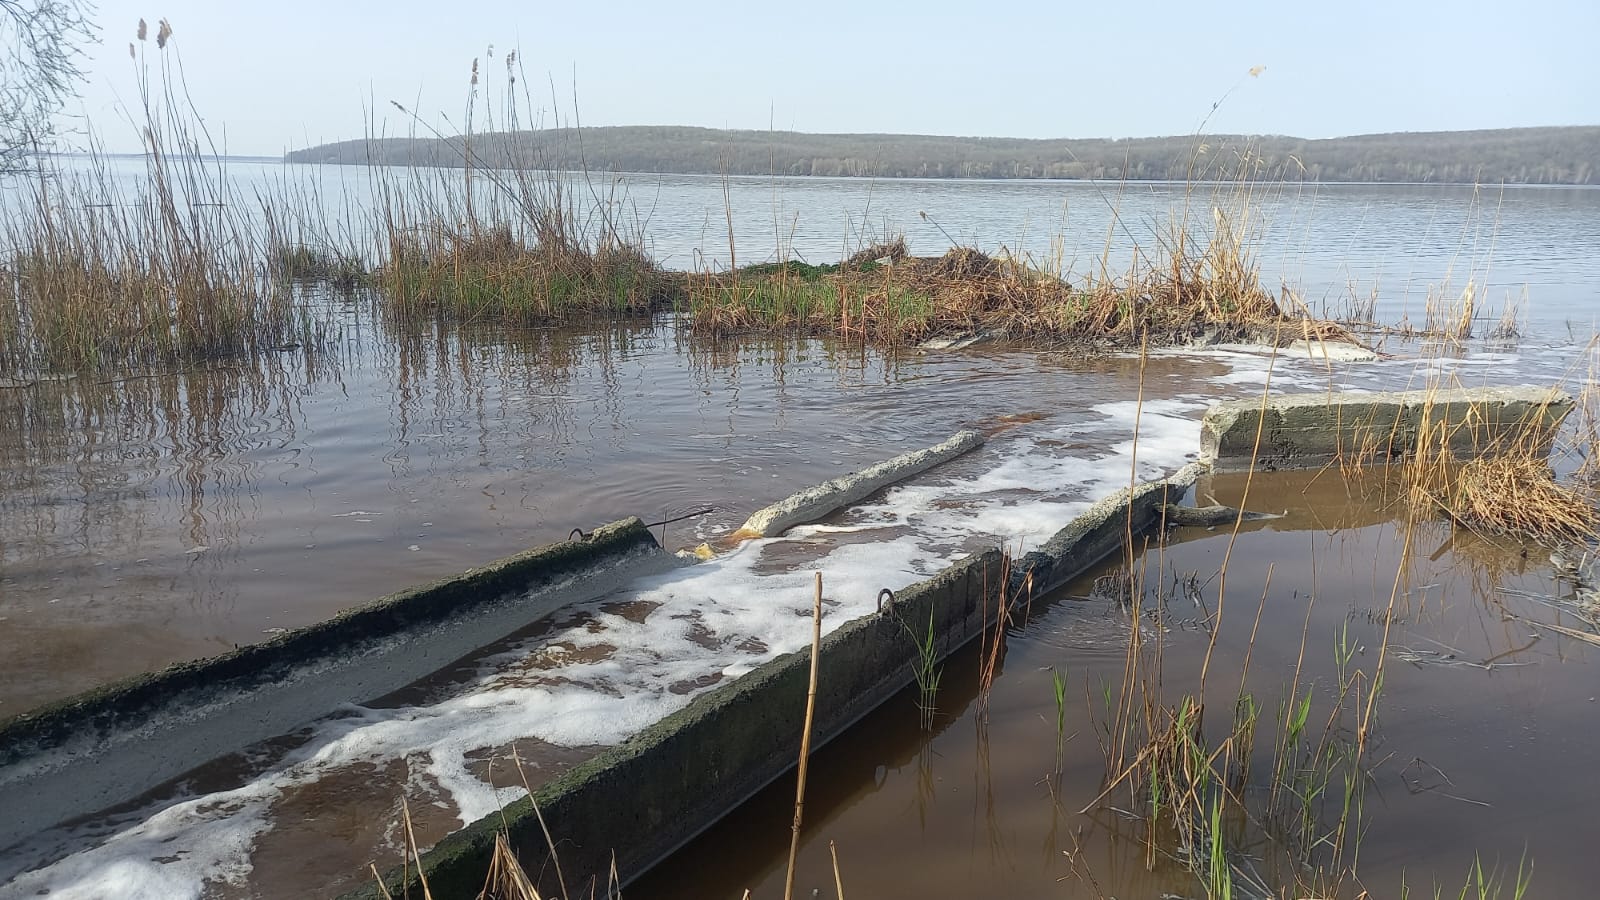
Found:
[1075,549,1379,898]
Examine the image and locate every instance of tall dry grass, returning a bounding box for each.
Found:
[369,50,677,325]
[1,39,1370,374]
[1379,378,1595,545]
[0,24,329,374]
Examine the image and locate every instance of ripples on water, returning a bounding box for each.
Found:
[3,331,1587,899]
[1,175,1598,898]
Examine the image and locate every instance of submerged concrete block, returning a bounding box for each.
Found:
[1201,386,1574,472]
[1018,461,1206,596]
[354,464,1205,900]
[0,518,673,854]
[351,549,1010,900]
[738,429,985,537]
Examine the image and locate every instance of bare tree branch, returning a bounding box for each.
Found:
[0,0,98,174]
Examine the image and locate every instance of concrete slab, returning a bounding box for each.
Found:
[1018,461,1206,596]
[1201,386,1574,472]
[1283,337,1379,362]
[1208,339,1378,362]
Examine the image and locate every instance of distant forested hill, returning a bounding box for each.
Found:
[286,125,1600,185]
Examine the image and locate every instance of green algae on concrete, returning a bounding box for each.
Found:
[349,549,1008,900]
[352,466,1206,899]
[0,517,667,851]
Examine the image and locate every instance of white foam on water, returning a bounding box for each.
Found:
[3,354,1291,899]
[3,772,279,900]
[1143,345,1343,392]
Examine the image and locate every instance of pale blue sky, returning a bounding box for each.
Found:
[67,0,1600,155]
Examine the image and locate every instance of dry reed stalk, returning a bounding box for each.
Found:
[828,840,845,900]
[976,550,1014,714]
[783,571,824,900]
[1523,618,1600,647]
[483,833,545,900]
[1561,339,1600,484]
[1200,338,1280,694]
[1421,280,1477,344]
[510,748,572,900]
[400,798,436,900]
[1382,371,1597,545]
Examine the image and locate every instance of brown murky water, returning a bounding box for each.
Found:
[2,312,1593,897]
[636,469,1599,898]
[0,318,1250,715]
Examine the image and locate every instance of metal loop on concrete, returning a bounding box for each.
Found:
[877,588,895,614]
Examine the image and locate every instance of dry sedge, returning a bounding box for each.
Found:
[1390,381,1597,545]
[1441,453,1596,543]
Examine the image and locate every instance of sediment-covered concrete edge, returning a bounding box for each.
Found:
[1018,461,1206,597]
[351,463,1204,900]
[1201,385,1574,472]
[738,429,985,537]
[0,518,671,854]
[351,550,1004,900]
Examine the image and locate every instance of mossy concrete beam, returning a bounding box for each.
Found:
[353,464,1204,899]
[1201,386,1573,472]
[738,430,985,537]
[1017,462,1206,597]
[350,549,1009,900]
[0,518,669,852]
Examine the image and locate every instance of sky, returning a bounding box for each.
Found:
[57,0,1600,156]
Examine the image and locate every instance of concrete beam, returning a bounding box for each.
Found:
[737,430,985,537]
[0,519,672,854]
[1018,462,1206,597]
[351,549,1008,900]
[352,465,1198,899]
[1200,386,1573,472]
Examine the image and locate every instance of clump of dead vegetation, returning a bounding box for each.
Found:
[1442,453,1597,543]
[1368,381,1600,546]
[685,214,1348,348]
[842,237,908,270]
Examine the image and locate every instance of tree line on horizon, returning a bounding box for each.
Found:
[285,125,1600,185]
